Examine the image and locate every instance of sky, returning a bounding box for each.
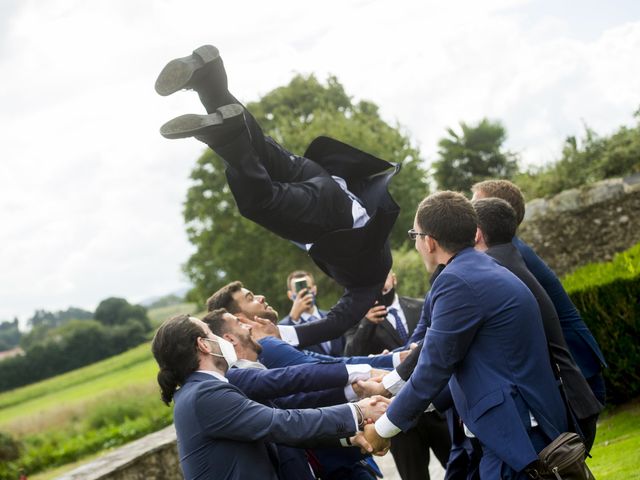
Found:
[1,0,639,327]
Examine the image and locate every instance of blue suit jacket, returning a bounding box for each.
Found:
[386,249,567,472]
[227,362,349,408]
[280,308,346,356]
[258,336,393,369]
[174,372,356,480]
[513,236,607,380]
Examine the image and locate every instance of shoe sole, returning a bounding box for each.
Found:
[160,104,244,139]
[155,45,220,96]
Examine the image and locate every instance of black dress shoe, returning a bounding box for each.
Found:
[160,104,245,142]
[155,45,226,96]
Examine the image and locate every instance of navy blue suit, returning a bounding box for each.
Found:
[174,372,356,480]
[258,336,394,369]
[227,362,350,408]
[385,249,567,476]
[513,236,607,402]
[280,308,346,356]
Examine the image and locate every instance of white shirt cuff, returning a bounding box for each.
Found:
[392,351,402,368]
[347,403,361,431]
[345,364,372,384]
[340,437,351,447]
[278,325,299,346]
[344,384,358,402]
[382,369,405,396]
[375,413,401,438]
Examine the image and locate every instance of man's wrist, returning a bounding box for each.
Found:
[345,364,372,384]
[382,369,405,395]
[374,413,401,438]
[277,325,299,346]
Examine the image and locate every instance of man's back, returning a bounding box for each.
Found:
[174,373,279,480]
[513,236,606,382]
[387,249,567,473]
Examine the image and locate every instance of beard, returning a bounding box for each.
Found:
[241,334,263,355]
[261,309,279,324]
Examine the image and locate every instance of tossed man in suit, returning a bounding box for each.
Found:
[155,45,400,350]
[471,180,607,405]
[368,191,568,479]
[151,314,389,480]
[281,270,345,357]
[472,197,603,451]
[345,270,451,480]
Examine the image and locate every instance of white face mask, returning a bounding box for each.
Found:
[202,334,238,368]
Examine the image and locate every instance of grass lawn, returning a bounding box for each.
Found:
[588,399,640,479]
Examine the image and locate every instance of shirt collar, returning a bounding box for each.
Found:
[300,305,321,321]
[196,369,229,382]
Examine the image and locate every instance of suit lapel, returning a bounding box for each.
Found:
[399,297,421,335]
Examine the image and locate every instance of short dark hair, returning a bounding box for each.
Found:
[207,281,243,312]
[471,180,525,225]
[473,197,518,247]
[415,191,477,253]
[286,270,314,290]
[151,314,204,405]
[202,308,230,337]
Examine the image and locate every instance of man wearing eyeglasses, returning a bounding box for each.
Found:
[365,191,568,479]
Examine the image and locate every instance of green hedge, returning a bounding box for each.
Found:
[562,243,640,405]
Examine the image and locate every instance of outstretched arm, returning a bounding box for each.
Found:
[286,284,382,348]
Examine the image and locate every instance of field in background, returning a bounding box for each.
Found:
[0,304,196,479]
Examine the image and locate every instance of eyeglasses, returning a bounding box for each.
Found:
[407,229,435,241]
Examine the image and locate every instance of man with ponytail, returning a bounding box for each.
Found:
[152,314,390,480]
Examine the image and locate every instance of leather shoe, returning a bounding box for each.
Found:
[155,45,225,96]
[160,104,245,142]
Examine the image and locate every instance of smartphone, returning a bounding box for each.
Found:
[292,278,308,293]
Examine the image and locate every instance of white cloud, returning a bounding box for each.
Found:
[1,0,639,325]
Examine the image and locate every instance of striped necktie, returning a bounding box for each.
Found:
[388,307,408,344]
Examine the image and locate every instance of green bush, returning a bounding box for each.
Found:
[0,431,21,462]
[391,246,430,298]
[0,404,173,479]
[562,243,640,404]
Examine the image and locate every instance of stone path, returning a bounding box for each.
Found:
[376,449,445,480]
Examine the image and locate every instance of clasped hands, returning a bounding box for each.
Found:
[348,395,392,455]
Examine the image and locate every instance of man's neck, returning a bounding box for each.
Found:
[198,358,228,376]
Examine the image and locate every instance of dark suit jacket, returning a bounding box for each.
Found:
[174,372,356,480]
[385,248,567,473]
[280,308,345,356]
[486,243,603,420]
[513,236,607,380]
[343,296,423,356]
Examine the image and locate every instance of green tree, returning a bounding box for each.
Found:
[515,109,640,199]
[0,319,20,351]
[94,297,150,331]
[183,74,428,312]
[433,118,519,192]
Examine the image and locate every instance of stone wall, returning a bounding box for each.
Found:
[519,173,640,277]
[56,426,182,480]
